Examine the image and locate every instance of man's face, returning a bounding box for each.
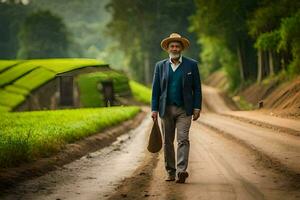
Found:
[167,41,183,59]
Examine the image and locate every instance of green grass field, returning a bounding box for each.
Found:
[77,71,131,107]
[0,106,140,168]
[129,80,151,104]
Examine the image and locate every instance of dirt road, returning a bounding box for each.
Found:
[2,84,300,200]
[109,84,300,200]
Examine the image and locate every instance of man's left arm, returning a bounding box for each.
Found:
[192,62,202,120]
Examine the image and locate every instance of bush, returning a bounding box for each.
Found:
[129,80,151,104]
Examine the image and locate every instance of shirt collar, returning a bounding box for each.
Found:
[169,55,182,64]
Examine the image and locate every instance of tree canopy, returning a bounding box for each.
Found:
[17,10,70,59]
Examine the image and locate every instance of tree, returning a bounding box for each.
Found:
[0,1,30,59]
[190,0,259,89]
[105,0,199,84]
[248,0,300,81]
[30,0,112,59]
[17,10,70,59]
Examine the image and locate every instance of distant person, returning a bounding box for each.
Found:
[151,33,202,183]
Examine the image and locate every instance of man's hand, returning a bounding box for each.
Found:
[151,111,158,121]
[192,109,201,121]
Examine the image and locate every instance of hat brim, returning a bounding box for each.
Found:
[161,37,190,51]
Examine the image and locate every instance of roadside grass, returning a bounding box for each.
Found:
[129,80,151,104]
[0,106,140,168]
[232,95,255,110]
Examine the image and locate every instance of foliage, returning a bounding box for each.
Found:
[233,95,254,110]
[106,0,199,83]
[279,11,300,75]
[190,0,258,51]
[190,0,259,90]
[248,0,300,81]
[253,8,300,76]
[0,2,30,59]
[129,80,151,104]
[0,106,140,167]
[220,49,241,92]
[17,10,70,59]
[197,37,226,79]
[30,0,117,64]
[247,0,299,37]
[191,0,299,91]
[254,30,280,50]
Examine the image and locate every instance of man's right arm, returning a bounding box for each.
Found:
[151,63,160,121]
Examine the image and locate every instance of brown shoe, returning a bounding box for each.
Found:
[165,174,176,181]
[175,172,189,183]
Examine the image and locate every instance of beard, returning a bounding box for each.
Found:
[169,52,181,59]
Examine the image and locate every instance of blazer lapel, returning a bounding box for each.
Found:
[181,57,188,87]
[164,59,170,89]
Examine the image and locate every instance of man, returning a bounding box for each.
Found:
[151,33,202,184]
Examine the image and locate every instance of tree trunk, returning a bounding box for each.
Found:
[257,50,263,83]
[237,41,245,82]
[263,50,269,77]
[268,50,274,76]
[273,52,280,73]
[144,52,150,85]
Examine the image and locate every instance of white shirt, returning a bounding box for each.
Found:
[169,55,182,72]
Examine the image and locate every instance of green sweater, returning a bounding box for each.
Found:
[166,64,184,107]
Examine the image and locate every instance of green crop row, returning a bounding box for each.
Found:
[0,58,107,112]
[4,85,30,96]
[13,68,56,91]
[0,59,105,87]
[0,106,140,168]
[0,60,22,72]
[30,58,105,74]
[0,61,39,87]
[0,105,10,112]
[0,89,25,110]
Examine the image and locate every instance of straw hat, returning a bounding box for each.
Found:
[161,33,190,51]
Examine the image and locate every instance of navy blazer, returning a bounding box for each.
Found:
[151,56,202,118]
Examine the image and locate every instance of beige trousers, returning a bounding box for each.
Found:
[160,105,192,176]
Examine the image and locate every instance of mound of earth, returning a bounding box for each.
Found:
[205,70,300,119]
[263,77,300,118]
